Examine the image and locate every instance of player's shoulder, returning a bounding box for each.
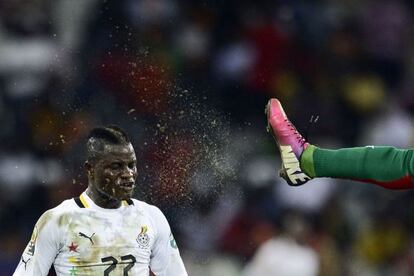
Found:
[131,198,163,213]
[54,197,82,212]
[34,198,79,231]
[130,199,167,221]
[39,197,83,220]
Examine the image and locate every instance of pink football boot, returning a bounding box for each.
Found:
[266,98,311,186]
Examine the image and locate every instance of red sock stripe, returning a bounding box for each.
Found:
[353,175,414,190]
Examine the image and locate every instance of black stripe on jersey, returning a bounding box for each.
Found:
[126,199,134,205]
[74,197,86,208]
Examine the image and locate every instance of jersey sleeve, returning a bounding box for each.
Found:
[13,209,61,276]
[149,206,188,276]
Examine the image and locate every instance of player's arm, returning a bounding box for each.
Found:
[13,210,60,276]
[149,206,188,276]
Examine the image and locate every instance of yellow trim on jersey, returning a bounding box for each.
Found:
[68,256,79,264]
[79,194,90,208]
[140,225,148,234]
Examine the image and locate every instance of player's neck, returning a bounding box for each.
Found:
[86,187,122,209]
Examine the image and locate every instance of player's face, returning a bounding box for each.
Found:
[91,143,138,200]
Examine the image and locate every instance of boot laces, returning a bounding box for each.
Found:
[284,114,319,147]
[284,119,307,147]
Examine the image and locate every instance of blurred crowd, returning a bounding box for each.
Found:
[2,0,414,275]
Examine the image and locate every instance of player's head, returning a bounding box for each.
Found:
[84,125,137,201]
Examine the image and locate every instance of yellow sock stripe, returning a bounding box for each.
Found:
[79,194,90,208]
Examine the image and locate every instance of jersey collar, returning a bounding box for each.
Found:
[74,191,134,210]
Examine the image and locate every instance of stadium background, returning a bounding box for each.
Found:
[1,0,414,275]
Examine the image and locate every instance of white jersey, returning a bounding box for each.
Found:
[14,191,187,276]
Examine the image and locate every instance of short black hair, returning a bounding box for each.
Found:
[86,125,131,160]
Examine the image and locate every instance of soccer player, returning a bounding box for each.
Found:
[14,126,188,276]
[266,98,414,189]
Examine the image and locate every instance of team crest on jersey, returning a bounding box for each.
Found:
[136,225,150,248]
[26,225,39,256]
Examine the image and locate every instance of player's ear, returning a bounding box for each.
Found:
[84,160,93,176]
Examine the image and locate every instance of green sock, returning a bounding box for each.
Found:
[301,145,317,177]
[300,145,414,189]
